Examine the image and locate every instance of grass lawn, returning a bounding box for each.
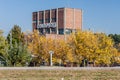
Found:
[0,68,120,80]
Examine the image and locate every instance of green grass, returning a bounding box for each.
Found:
[0,69,120,80]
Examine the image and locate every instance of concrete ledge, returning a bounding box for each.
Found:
[0,67,120,70]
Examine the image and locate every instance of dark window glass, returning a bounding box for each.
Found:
[59,29,64,34]
[52,18,56,22]
[65,29,72,34]
[45,18,50,23]
[39,19,44,24]
[33,20,37,23]
[51,28,56,34]
[39,28,43,34]
[45,28,50,34]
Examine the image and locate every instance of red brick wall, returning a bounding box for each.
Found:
[45,10,50,23]
[32,8,82,31]
[75,9,82,30]
[65,8,82,30]
[32,12,38,30]
[51,9,56,22]
[66,8,74,29]
[32,23,37,30]
[39,11,44,24]
[45,34,69,40]
[32,12,37,21]
[58,8,64,29]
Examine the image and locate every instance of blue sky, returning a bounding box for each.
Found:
[0,0,120,36]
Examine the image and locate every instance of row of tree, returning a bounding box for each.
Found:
[0,25,120,67]
[27,30,120,67]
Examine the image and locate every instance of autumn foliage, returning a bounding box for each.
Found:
[1,26,120,67]
[27,30,120,67]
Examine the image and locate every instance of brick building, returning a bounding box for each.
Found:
[32,7,82,39]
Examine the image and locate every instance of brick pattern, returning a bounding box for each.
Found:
[32,12,37,21]
[51,9,56,22]
[45,34,69,40]
[32,12,38,30]
[45,10,50,23]
[66,8,74,29]
[65,8,82,30]
[32,7,82,32]
[39,11,44,24]
[75,9,82,30]
[32,23,37,30]
[58,8,64,29]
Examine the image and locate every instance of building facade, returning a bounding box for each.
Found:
[32,7,82,36]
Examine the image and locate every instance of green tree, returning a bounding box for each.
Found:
[109,34,120,51]
[6,43,31,66]
[108,34,120,65]
[0,30,7,64]
[109,34,120,44]
[7,25,23,46]
[6,25,31,66]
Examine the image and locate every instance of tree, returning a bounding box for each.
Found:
[109,34,120,52]
[27,30,118,67]
[27,30,47,65]
[69,31,117,66]
[27,30,73,66]
[6,25,31,66]
[5,43,31,66]
[69,31,98,66]
[108,34,120,65]
[109,34,120,44]
[53,39,73,65]
[0,30,7,64]
[7,25,23,46]
[94,33,117,66]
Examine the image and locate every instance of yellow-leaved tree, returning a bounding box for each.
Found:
[94,33,117,66]
[53,39,73,65]
[27,30,48,65]
[69,31,117,67]
[69,31,98,66]
[27,30,73,66]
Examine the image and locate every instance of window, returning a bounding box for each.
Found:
[59,29,64,34]
[39,19,44,24]
[33,20,37,23]
[65,29,72,34]
[45,28,50,34]
[39,28,44,34]
[52,18,56,22]
[45,18,50,23]
[51,28,56,34]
